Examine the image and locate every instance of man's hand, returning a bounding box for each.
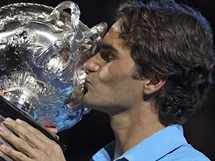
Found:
[0,90,58,133]
[0,118,66,161]
[37,119,58,134]
[0,90,4,96]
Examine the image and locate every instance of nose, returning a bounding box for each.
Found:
[83,55,100,73]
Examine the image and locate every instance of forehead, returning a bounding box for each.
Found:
[110,20,121,32]
[102,21,129,53]
[103,22,121,41]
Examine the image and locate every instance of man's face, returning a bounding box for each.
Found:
[82,22,145,115]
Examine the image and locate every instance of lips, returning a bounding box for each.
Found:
[82,83,88,95]
[82,79,91,95]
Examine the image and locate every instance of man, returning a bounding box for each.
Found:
[0,0,214,160]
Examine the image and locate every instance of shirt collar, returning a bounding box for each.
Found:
[116,124,187,161]
[92,124,187,161]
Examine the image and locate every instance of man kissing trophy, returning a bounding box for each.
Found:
[0,1,107,160]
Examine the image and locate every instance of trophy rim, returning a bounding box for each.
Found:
[0,2,90,32]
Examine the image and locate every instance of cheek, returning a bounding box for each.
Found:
[98,61,133,83]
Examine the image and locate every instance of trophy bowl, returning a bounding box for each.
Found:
[0,1,107,132]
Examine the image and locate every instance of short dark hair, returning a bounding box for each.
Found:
[117,0,215,126]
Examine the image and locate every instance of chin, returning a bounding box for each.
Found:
[82,91,112,112]
[82,92,94,105]
[82,95,103,110]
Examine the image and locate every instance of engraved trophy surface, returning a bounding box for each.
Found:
[0,1,107,133]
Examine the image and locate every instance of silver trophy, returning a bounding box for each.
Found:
[0,1,106,133]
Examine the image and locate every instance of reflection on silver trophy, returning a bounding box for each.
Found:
[0,1,107,131]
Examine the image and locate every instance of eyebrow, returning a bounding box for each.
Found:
[100,42,118,53]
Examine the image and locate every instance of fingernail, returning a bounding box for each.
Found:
[4,118,13,124]
[0,126,5,134]
[0,144,6,149]
[16,119,23,124]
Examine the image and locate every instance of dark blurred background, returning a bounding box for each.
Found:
[0,0,214,160]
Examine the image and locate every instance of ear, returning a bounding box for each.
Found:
[143,77,166,95]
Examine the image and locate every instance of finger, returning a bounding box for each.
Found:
[3,118,52,150]
[46,127,58,134]
[38,119,56,128]
[0,125,37,158]
[14,119,56,143]
[0,144,32,161]
[0,90,4,96]
[37,119,58,134]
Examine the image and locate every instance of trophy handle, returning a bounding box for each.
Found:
[84,22,107,39]
[47,1,80,31]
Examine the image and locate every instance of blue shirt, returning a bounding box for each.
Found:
[91,125,210,161]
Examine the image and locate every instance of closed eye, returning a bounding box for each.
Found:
[99,42,118,62]
[100,49,117,62]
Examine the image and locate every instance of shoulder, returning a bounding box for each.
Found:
[160,144,210,161]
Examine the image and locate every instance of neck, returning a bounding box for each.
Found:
[109,102,165,160]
